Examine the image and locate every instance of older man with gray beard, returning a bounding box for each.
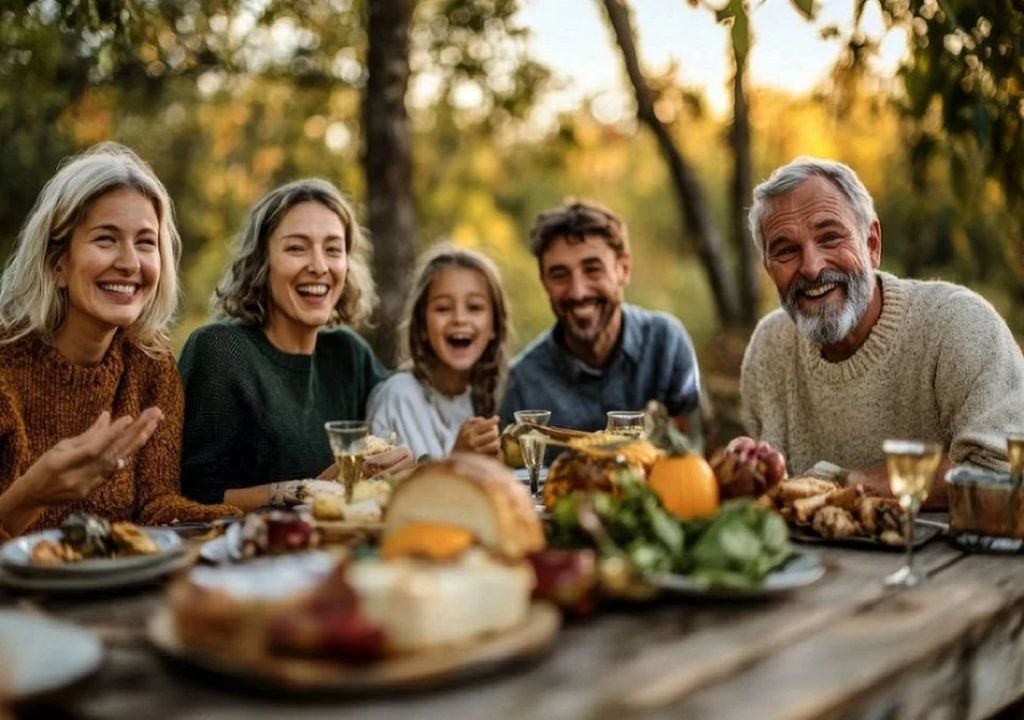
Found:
[740,157,1024,508]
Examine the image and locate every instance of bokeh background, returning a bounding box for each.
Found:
[1,0,1021,435]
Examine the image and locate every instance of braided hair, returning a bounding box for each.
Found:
[403,244,509,417]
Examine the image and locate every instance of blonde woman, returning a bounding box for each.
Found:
[0,142,238,538]
[179,179,411,511]
[367,245,509,460]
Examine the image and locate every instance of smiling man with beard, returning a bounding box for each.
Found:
[500,200,700,433]
[741,157,1024,507]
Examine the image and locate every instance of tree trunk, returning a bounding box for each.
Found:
[363,0,418,366]
[600,0,742,327]
[729,36,761,325]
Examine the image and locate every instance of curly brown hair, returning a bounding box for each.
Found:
[402,244,509,417]
[529,199,630,263]
[213,178,376,328]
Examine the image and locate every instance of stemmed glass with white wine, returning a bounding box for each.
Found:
[605,410,646,439]
[883,439,943,588]
[324,420,369,499]
[515,410,551,500]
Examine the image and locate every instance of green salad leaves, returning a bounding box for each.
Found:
[548,474,793,590]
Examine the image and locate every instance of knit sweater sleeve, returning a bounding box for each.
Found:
[933,290,1024,471]
[0,373,28,536]
[178,325,254,504]
[132,350,241,525]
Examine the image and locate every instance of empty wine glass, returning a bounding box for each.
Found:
[883,439,942,588]
[605,410,645,439]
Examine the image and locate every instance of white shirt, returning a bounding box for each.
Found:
[367,371,474,460]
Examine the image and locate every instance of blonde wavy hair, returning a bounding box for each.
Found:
[403,244,510,417]
[0,142,180,354]
[213,178,376,328]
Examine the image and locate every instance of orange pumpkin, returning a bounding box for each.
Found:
[648,454,719,519]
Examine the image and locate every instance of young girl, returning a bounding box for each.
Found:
[367,245,509,460]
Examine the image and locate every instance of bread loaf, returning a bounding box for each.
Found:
[385,453,544,560]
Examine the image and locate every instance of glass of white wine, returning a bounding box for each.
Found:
[514,410,551,499]
[883,439,943,588]
[1008,434,1024,487]
[324,420,369,499]
[605,410,646,439]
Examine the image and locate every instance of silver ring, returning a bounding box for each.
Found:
[115,457,126,471]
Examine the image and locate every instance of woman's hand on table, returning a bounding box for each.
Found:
[267,479,346,507]
[453,416,501,457]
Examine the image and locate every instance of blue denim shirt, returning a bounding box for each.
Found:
[500,304,700,432]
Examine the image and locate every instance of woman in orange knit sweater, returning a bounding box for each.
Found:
[0,143,238,538]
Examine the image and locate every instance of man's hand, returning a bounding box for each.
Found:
[453,416,501,457]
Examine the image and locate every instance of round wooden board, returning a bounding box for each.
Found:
[147,602,560,695]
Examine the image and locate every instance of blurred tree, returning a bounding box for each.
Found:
[0,0,549,362]
[834,0,1024,299]
[600,0,742,327]
[364,0,416,365]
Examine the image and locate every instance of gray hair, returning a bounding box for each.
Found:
[213,178,377,328]
[748,157,877,255]
[0,142,180,354]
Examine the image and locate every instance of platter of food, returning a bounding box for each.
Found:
[155,455,560,693]
[0,551,192,594]
[148,601,559,694]
[759,476,940,550]
[0,610,104,700]
[1,514,185,577]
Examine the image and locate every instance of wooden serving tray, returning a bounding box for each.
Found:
[147,602,560,695]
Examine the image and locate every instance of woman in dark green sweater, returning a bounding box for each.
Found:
[179,179,409,510]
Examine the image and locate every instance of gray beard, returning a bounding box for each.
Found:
[781,268,873,347]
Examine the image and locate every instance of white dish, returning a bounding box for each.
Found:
[651,551,825,600]
[1,527,184,577]
[0,551,192,595]
[0,610,103,700]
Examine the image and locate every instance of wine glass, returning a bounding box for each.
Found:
[1008,433,1024,486]
[514,410,550,499]
[882,439,942,588]
[324,421,369,498]
[605,410,645,439]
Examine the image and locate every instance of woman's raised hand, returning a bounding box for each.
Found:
[22,408,164,504]
[453,416,501,458]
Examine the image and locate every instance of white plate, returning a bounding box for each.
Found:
[0,551,192,595]
[1,527,184,577]
[0,610,103,700]
[651,551,825,600]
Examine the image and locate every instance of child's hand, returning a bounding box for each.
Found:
[453,416,501,457]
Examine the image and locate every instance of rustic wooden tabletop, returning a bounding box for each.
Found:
[5,538,1024,720]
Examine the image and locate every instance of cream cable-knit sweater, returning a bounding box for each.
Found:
[741,271,1024,475]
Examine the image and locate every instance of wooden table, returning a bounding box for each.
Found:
[6,538,1024,720]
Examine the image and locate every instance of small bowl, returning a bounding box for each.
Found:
[947,466,1024,539]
